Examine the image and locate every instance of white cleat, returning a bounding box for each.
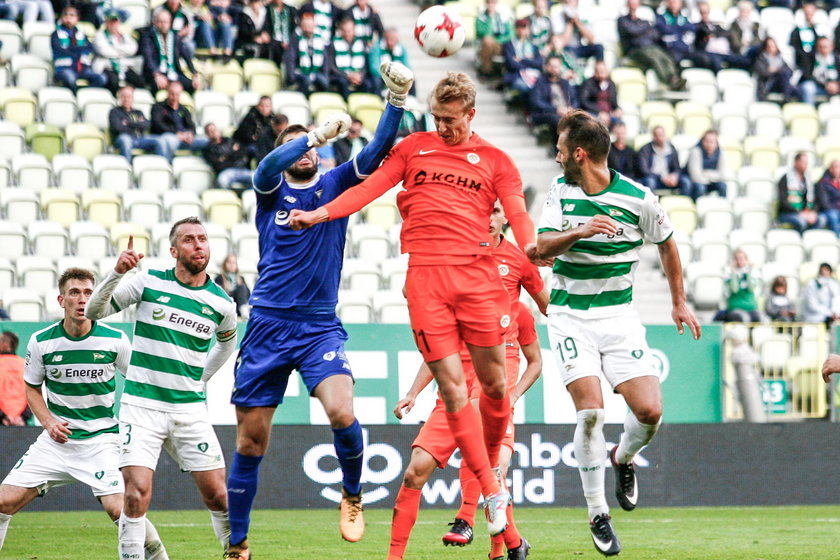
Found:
[484,489,510,536]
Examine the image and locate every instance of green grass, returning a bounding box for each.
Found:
[3,506,840,559]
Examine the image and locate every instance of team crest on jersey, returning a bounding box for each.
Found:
[315,189,324,199]
[48,368,61,379]
[93,353,105,361]
[500,315,511,328]
[200,306,213,316]
[323,351,336,361]
[609,209,623,217]
[275,210,291,226]
[467,153,480,164]
[284,195,297,203]
[25,352,30,366]
[156,296,170,303]
[197,442,209,453]
[152,308,166,321]
[95,471,105,480]
[631,350,644,359]
[498,264,510,276]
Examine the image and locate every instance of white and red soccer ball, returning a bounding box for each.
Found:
[414,5,466,58]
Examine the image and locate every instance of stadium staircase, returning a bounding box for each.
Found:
[377,0,677,323]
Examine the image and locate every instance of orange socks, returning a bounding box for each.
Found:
[479,393,510,467]
[389,485,422,560]
[445,403,498,496]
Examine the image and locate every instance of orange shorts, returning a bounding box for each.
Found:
[405,257,511,362]
[412,399,516,469]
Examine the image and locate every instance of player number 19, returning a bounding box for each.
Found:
[557,337,578,362]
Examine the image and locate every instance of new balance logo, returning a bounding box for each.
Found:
[563,203,576,211]
[156,296,170,303]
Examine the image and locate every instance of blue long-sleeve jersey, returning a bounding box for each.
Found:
[249,103,403,315]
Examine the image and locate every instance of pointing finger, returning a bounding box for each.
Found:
[127,235,134,251]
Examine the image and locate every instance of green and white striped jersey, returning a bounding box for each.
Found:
[24,321,131,440]
[108,268,237,413]
[537,170,673,318]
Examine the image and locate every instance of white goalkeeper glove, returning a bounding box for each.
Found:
[381,61,414,108]
[307,112,352,147]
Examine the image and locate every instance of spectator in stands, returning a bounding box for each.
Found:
[528,55,576,145]
[692,1,750,73]
[714,249,762,323]
[255,113,288,161]
[475,0,514,79]
[555,0,603,64]
[286,12,331,95]
[156,0,196,59]
[816,159,840,235]
[618,0,683,90]
[545,33,585,88]
[300,0,341,45]
[503,18,543,96]
[801,262,840,324]
[215,254,251,318]
[188,0,233,58]
[151,80,209,160]
[52,6,108,93]
[528,0,553,53]
[345,0,383,47]
[728,0,761,62]
[655,0,695,65]
[203,122,253,192]
[109,85,168,163]
[140,9,201,93]
[334,118,367,165]
[608,121,637,180]
[579,60,621,126]
[790,1,820,73]
[233,95,274,160]
[267,0,297,69]
[328,15,375,99]
[637,125,690,194]
[236,0,272,59]
[0,331,30,426]
[765,275,797,322]
[8,0,53,24]
[369,28,414,94]
[685,129,727,200]
[94,9,144,94]
[800,36,840,105]
[754,37,800,102]
[777,152,827,232]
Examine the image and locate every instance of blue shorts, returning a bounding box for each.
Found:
[231,307,353,408]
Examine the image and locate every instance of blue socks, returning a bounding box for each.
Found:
[227,452,263,547]
[332,419,364,496]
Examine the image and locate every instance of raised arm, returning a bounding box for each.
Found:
[86,236,144,320]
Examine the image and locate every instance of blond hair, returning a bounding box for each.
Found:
[431,72,476,111]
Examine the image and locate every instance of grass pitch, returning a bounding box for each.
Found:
[2,506,839,560]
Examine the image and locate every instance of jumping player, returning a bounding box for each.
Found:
[536,110,700,556]
[290,71,539,538]
[223,61,414,559]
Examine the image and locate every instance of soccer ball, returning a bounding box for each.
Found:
[414,5,466,58]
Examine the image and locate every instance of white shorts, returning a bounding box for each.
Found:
[2,431,124,497]
[547,310,658,388]
[118,403,225,472]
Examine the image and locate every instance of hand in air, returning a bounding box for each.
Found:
[114,235,144,274]
[307,113,351,148]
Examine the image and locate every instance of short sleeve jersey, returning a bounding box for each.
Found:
[515,301,538,347]
[107,268,237,413]
[375,131,526,261]
[538,170,673,318]
[494,238,544,317]
[25,321,131,439]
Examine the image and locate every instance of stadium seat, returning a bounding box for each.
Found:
[13,152,52,189]
[309,92,348,120]
[362,190,400,229]
[766,228,804,267]
[233,91,261,120]
[675,101,712,138]
[1,188,40,227]
[718,137,744,171]
[23,20,54,61]
[380,257,408,291]
[28,220,68,261]
[802,230,840,264]
[373,290,409,323]
[759,334,793,374]
[690,272,724,310]
[0,21,24,60]
[692,228,729,269]
[209,59,244,98]
[779,136,815,168]
[56,254,95,276]
[342,258,382,295]
[696,196,734,234]
[815,135,840,166]
[114,0,151,29]
[52,154,92,192]
[41,188,81,228]
[671,134,698,167]
[272,91,311,126]
[132,155,173,194]
[713,102,749,141]
[123,190,163,229]
[244,59,282,96]
[11,54,51,92]
[110,222,150,254]
[0,87,37,127]
[659,195,697,234]
[748,102,785,140]
[236,256,258,287]
[202,189,242,228]
[733,196,771,234]
[172,156,215,193]
[3,287,43,320]
[350,223,391,262]
[744,136,781,172]
[241,189,257,222]
[195,90,235,131]
[139,256,171,273]
[151,222,172,257]
[231,222,259,263]
[93,154,133,193]
[82,189,122,228]
[640,101,677,137]
[65,123,107,161]
[0,256,14,294]
[717,69,755,107]
[38,87,78,130]
[612,67,647,107]
[42,287,62,320]
[336,290,373,323]
[348,92,385,117]
[354,108,383,135]
[203,222,231,265]
[132,88,155,119]
[69,221,111,262]
[783,102,820,142]
[682,68,718,105]
[0,220,27,259]
[25,123,64,161]
[163,190,203,222]
[17,255,58,295]
[76,88,116,131]
[0,158,9,188]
